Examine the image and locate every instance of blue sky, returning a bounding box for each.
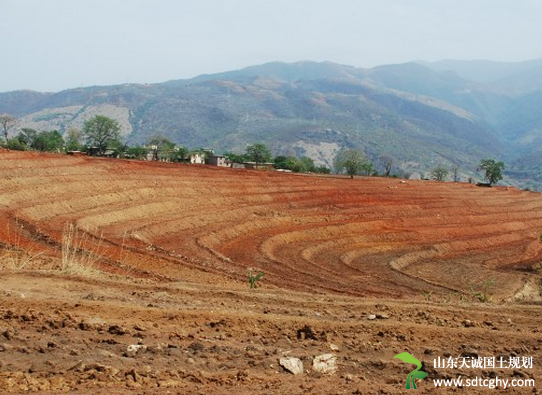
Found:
[2,0,542,92]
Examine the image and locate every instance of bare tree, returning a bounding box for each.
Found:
[65,127,83,151]
[452,166,460,182]
[0,114,16,145]
[379,154,394,177]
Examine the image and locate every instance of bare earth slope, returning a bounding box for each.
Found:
[1,151,541,394]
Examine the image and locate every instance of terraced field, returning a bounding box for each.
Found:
[1,150,542,394]
[1,150,541,300]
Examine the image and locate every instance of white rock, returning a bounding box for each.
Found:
[279,357,304,375]
[125,344,147,357]
[313,353,338,374]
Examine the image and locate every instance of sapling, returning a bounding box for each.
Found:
[421,290,433,302]
[248,269,265,289]
[470,279,495,303]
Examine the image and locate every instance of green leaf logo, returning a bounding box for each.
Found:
[394,352,427,389]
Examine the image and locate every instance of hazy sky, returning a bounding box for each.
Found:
[2,0,542,92]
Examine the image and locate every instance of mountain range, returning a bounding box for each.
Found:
[2,58,542,188]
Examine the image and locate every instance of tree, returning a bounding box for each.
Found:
[477,159,504,186]
[0,114,16,145]
[82,115,121,156]
[32,130,64,152]
[65,127,83,151]
[14,129,64,152]
[224,151,246,164]
[126,146,148,160]
[173,146,188,162]
[7,137,26,151]
[245,143,272,164]
[452,166,460,182]
[147,135,176,161]
[379,154,394,177]
[106,139,127,158]
[17,128,38,149]
[274,155,317,173]
[360,161,375,176]
[334,149,368,179]
[431,165,449,182]
[299,156,316,173]
[315,165,331,174]
[274,155,297,171]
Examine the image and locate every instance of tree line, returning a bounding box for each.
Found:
[225,143,331,174]
[0,113,505,184]
[428,160,504,186]
[1,114,192,161]
[0,114,334,173]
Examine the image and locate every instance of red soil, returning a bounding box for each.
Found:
[0,151,541,394]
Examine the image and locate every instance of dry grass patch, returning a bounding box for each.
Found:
[0,249,42,270]
[61,223,102,276]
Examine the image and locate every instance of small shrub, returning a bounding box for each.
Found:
[247,268,265,289]
[421,290,433,301]
[470,279,495,303]
[441,292,456,303]
[7,138,26,151]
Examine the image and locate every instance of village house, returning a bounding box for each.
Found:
[189,152,206,164]
[243,161,275,170]
[206,155,231,167]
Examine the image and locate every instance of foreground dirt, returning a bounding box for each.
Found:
[1,270,541,394]
[1,151,542,393]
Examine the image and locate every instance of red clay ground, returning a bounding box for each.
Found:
[0,150,541,394]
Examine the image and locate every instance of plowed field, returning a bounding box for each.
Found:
[1,150,541,394]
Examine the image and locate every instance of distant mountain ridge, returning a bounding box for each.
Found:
[417,58,542,84]
[2,59,542,188]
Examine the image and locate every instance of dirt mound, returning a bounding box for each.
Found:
[0,151,541,393]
